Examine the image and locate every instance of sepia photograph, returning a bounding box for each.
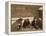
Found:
[8,2,45,34]
[11,4,43,32]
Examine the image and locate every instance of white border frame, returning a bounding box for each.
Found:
[8,1,45,35]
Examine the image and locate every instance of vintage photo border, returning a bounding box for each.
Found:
[7,1,45,35]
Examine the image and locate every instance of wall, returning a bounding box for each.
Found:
[11,4,41,18]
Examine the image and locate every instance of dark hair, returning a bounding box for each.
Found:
[18,18,23,21]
